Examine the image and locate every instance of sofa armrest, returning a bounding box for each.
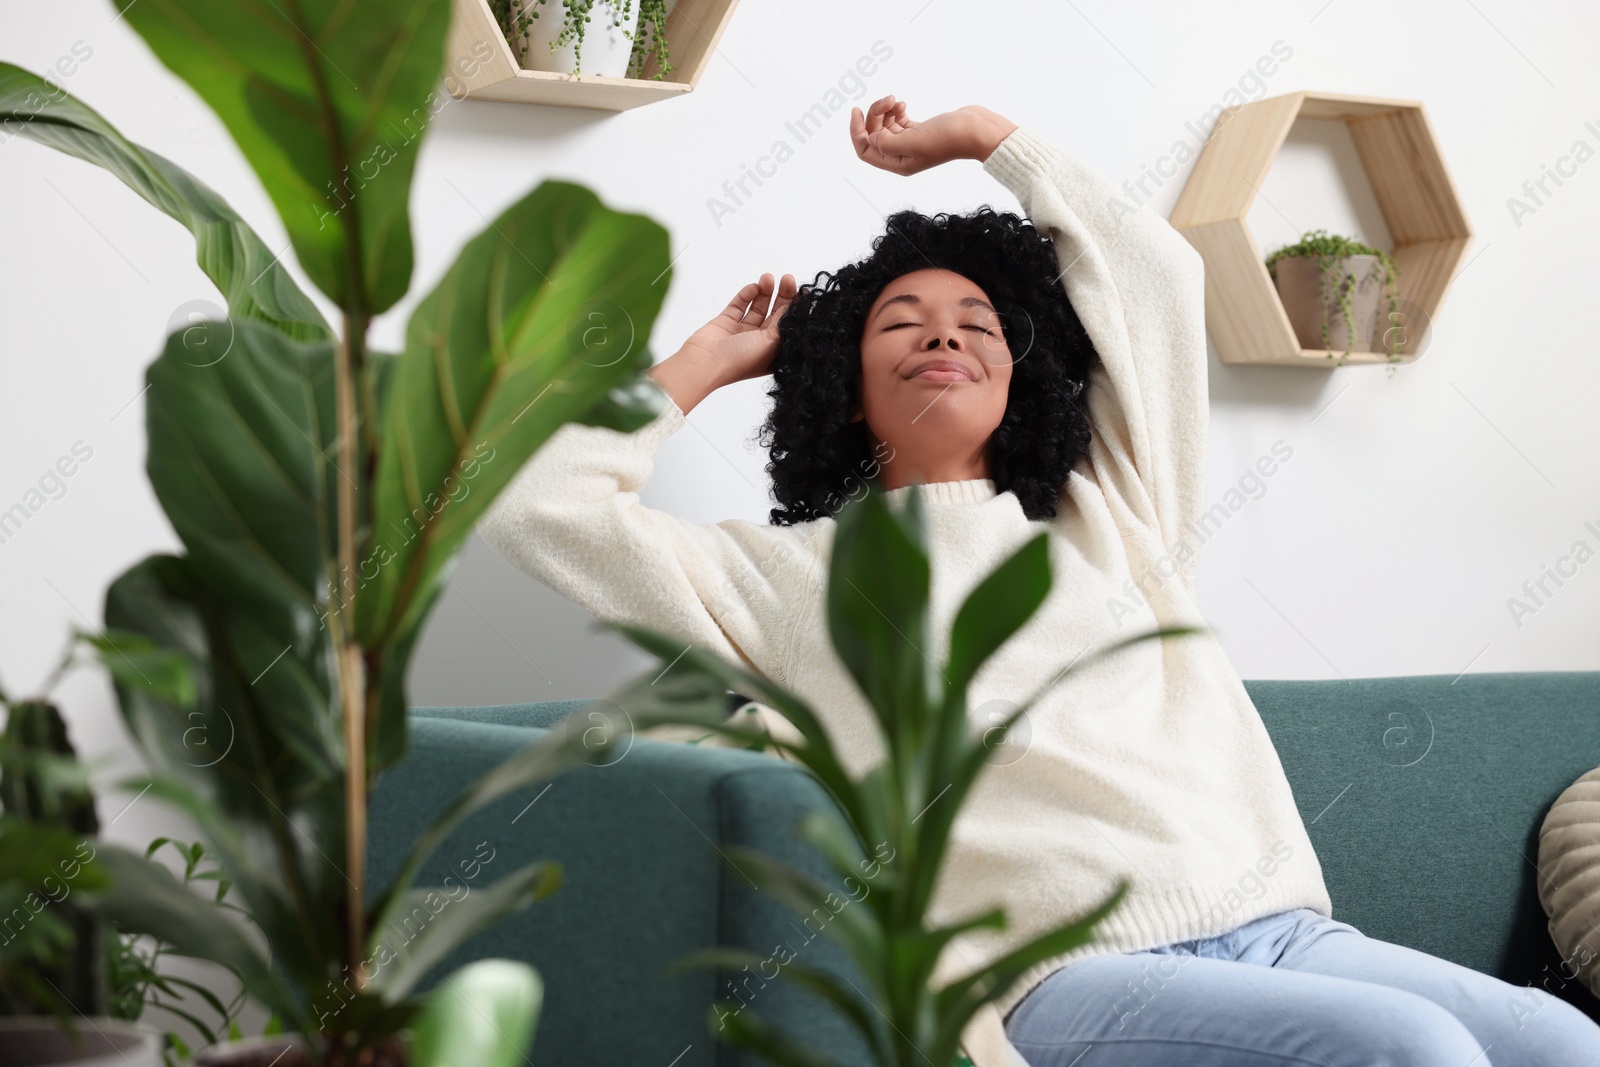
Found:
[368,709,876,1067]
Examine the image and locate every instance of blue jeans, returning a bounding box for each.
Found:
[1003,907,1600,1066]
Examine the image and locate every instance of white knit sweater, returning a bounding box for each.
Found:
[478,124,1333,1067]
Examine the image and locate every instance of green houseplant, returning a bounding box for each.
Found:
[0,0,685,1061]
[1,648,254,1067]
[494,0,673,80]
[1266,228,1403,364]
[575,483,1199,1067]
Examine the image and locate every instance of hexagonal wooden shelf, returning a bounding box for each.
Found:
[1171,90,1473,367]
[443,0,741,110]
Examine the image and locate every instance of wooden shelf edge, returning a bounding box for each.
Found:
[1218,348,1421,369]
[447,68,694,110]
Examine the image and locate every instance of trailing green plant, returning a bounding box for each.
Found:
[1266,228,1403,364]
[492,0,673,81]
[1,0,681,1060]
[627,0,673,80]
[573,482,1201,1067]
[106,838,256,1067]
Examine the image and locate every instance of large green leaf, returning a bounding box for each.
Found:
[111,0,452,314]
[408,959,543,1067]
[360,179,672,649]
[103,555,346,996]
[931,879,1129,1056]
[142,318,347,775]
[0,62,329,341]
[943,532,1051,696]
[826,486,934,746]
[146,315,335,621]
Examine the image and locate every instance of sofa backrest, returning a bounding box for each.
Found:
[1245,671,1600,996]
[399,669,1600,1054]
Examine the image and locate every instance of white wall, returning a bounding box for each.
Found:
[3,0,1597,1011]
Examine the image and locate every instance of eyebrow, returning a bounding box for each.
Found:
[870,292,996,323]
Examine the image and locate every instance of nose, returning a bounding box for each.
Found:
[924,332,960,351]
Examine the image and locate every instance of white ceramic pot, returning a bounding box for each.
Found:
[511,0,643,78]
[0,1018,161,1067]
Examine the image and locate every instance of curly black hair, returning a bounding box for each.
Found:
[757,205,1102,525]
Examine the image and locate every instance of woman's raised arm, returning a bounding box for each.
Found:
[476,275,817,695]
[853,97,1210,590]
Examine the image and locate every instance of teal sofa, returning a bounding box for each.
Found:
[366,672,1600,1064]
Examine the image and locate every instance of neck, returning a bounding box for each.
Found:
[874,450,991,491]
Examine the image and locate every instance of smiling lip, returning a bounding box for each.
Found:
[907,358,977,382]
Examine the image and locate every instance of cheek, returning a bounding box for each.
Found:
[989,352,1015,392]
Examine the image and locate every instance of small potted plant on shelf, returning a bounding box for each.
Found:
[1266,228,1403,364]
[493,0,673,80]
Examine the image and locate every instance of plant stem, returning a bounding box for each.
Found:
[336,311,367,994]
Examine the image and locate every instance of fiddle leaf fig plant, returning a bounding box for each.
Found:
[1266,228,1403,364]
[574,482,1202,1067]
[2,0,681,1059]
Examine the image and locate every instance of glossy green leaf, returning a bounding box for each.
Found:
[110,0,452,314]
[361,179,672,648]
[142,318,349,777]
[931,879,1129,1054]
[408,959,543,1067]
[720,844,886,970]
[85,629,198,713]
[365,861,562,1002]
[103,555,345,994]
[0,62,330,341]
[367,716,591,940]
[826,485,934,739]
[943,532,1051,695]
[83,844,306,1034]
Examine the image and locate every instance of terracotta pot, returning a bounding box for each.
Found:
[0,1017,161,1067]
[1272,253,1387,354]
[509,0,642,78]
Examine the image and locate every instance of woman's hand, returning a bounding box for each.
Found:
[648,272,797,415]
[850,96,1018,175]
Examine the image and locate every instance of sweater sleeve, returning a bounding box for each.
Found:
[476,390,815,714]
[981,125,1210,591]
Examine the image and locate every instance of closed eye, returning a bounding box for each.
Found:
[884,321,1000,337]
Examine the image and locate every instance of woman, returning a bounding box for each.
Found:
[478,96,1600,1065]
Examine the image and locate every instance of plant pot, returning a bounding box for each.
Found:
[0,1018,161,1067]
[510,0,642,78]
[191,1033,407,1067]
[1272,252,1386,353]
